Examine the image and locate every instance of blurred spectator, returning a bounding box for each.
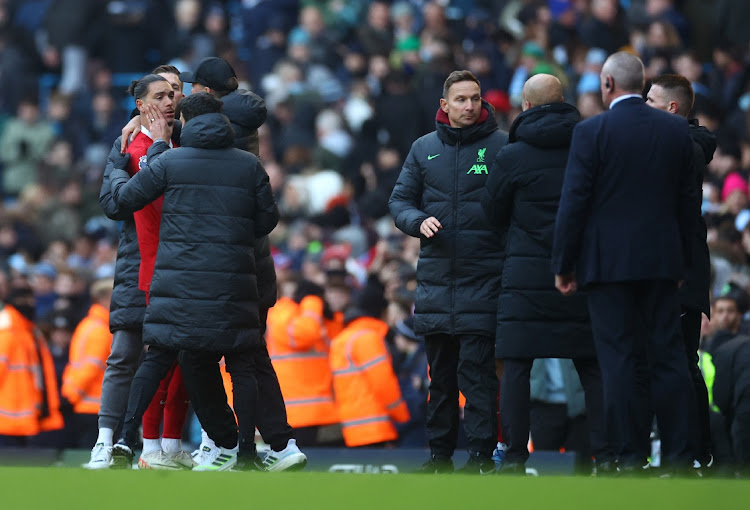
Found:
[0,98,55,199]
[392,316,428,448]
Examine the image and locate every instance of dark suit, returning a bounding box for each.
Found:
[552,96,698,469]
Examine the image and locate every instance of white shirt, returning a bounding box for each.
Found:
[609,94,642,109]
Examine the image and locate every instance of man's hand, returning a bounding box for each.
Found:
[420,216,442,238]
[111,151,131,171]
[555,273,578,296]
[144,104,172,143]
[121,115,142,153]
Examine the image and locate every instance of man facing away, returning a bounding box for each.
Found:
[482,74,611,475]
[107,92,279,471]
[646,73,716,471]
[552,52,697,475]
[389,70,508,473]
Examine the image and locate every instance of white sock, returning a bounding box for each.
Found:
[96,428,114,446]
[142,438,162,454]
[201,428,216,449]
[162,438,182,454]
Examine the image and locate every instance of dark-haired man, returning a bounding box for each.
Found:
[108,93,279,471]
[178,57,306,472]
[390,70,508,473]
[647,73,717,471]
[87,74,183,470]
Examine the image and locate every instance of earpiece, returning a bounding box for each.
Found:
[605,77,612,90]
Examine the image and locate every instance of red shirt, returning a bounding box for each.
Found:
[125,129,175,296]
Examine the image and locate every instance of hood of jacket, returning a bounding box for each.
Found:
[179,113,235,149]
[435,100,498,146]
[510,102,581,149]
[221,89,267,131]
[689,120,717,165]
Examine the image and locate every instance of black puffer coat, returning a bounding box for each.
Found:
[221,91,276,319]
[390,101,508,337]
[108,113,279,352]
[221,89,267,156]
[681,121,716,317]
[99,136,147,332]
[482,102,594,359]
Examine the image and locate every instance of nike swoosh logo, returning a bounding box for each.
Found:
[428,154,440,160]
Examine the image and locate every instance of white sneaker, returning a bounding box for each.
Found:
[262,439,307,472]
[191,443,217,466]
[83,442,112,469]
[193,446,237,472]
[138,449,182,470]
[168,450,197,469]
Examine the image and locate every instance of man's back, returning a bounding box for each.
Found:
[554,97,695,285]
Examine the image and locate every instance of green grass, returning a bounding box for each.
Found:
[2,467,748,510]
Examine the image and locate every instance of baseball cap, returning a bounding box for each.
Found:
[179,57,236,91]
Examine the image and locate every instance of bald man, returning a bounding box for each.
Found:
[552,52,697,476]
[482,74,612,475]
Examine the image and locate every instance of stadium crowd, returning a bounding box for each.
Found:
[1,0,750,474]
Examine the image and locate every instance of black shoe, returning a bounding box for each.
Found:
[110,441,134,470]
[415,455,454,474]
[456,451,495,475]
[234,454,265,472]
[496,460,526,475]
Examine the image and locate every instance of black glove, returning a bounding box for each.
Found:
[111,151,131,170]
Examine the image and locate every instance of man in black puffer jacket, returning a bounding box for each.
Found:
[390,70,508,473]
[482,74,611,475]
[107,93,279,470]
[179,57,303,471]
[647,74,716,470]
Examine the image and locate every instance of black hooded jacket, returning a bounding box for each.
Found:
[220,89,267,156]
[681,121,716,316]
[220,89,276,319]
[99,137,146,332]
[482,102,594,359]
[389,101,508,337]
[107,113,279,352]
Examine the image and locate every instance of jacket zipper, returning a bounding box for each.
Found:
[452,138,460,335]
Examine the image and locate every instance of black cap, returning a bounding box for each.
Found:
[179,57,236,91]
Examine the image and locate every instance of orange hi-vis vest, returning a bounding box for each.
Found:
[270,295,343,428]
[0,305,62,435]
[330,316,410,446]
[62,304,112,414]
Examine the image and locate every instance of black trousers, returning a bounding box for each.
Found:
[424,334,497,458]
[587,281,693,469]
[682,309,713,463]
[179,349,259,451]
[120,346,178,448]
[501,357,610,466]
[253,343,295,452]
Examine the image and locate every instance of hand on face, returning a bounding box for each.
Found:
[143,104,173,142]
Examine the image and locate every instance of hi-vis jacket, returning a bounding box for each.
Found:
[269,295,343,428]
[330,316,410,446]
[0,305,63,435]
[62,304,112,414]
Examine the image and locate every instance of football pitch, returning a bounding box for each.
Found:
[2,467,748,510]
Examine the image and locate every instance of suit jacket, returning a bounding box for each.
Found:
[551,97,697,286]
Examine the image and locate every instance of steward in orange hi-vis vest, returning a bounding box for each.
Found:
[271,293,343,429]
[0,302,63,437]
[62,303,112,414]
[330,315,409,447]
